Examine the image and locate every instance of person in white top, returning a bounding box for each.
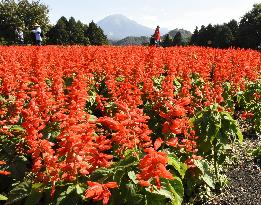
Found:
[32,23,42,45]
[15,27,24,45]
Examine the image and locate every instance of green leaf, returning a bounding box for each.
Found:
[166,177,184,205]
[152,177,184,205]
[156,189,173,200]
[201,173,215,189]
[124,183,144,205]
[197,140,212,155]
[5,180,32,205]
[0,194,8,201]
[116,76,125,82]
[8,125,25,133]
[222,112,243,143]
[24,190,42,205]
[194,160,215,188]
[55,191,80,205]
[113,168,125,184]
[236,127,243,144]
[32,183,43,190]
[194,160,207,175]
[168,156,187,179]
[75,184,84,195]
[89,114,97,122]
[144,191,167,205]
[66,185,75,195]
[0,96,5,102]
[128,171,138,184]
[55,193,67,205]
[90,167,112,180]
[210,121,221,144]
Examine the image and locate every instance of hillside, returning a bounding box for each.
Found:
[111,36,150,46]
[166,28,192,44]
[97,14,168,40]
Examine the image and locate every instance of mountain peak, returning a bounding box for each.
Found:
[104,14,129,19]
[97,14,155,40]
[98,14,137,28]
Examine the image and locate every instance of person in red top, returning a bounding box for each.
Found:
[153,25,161,46]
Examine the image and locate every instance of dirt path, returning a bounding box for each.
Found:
[209,135,261,205]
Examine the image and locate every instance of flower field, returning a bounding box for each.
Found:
[0,46,260,205]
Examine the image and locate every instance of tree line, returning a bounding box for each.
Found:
[0,0,260,49]
[0,0,108,45]
[161,3,261,50]
[47,17,108,45]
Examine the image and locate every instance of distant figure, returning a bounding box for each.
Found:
[32,23,42,45]
[15,27,24,45]
[153,25,161,46]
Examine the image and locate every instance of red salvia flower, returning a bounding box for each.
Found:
[85,181,118,205]
[0,170,11,175]
[137,148,173,188]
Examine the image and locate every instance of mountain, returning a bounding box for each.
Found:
[97,14,168,40]
[111,36,150,46]
[166,28,192,44]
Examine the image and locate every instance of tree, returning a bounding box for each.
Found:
[46,16,69,45]
[86,21,108,45]
[196,25,206,46]
[172,32,182,46]
[238,3,261,49]
[205,24,216,46]
[226,19,239,47]
[197,24,216,46]
[149,36,155,46]
[46,16,90,45]
[213,25,234,48]
[162,34,172,47]
[0,0,50,44]
[190,26,199,45]
[67,17,89,45]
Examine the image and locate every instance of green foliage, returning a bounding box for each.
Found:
[252,145,261,159]
[0,1,109,46]
[190,27,199,45]
[226,19,239,46]
[237,81,261,134]
[213,25,234,48]
[53,184,85,205]
[47,16,90,45]
[154,177,184,205]
[194,160,215,189]
[0,194,8,200]
[162,34,173,47]
[113,36,150,46]
[46,16,70,45]
[5,179,32,205]
[190,3,261,49]
[0,0,50,45]
[168,156,188,179]
[167,29,192,46]
[172,32,182,46]
[0,127,29,194]
[194,24,216,47]
[238,3,261,49]
[192,104,243,182]
[86,21,108,45]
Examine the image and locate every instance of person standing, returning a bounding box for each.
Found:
[153,25,161,46]
[32,23,42,45]
[15,27,24,45]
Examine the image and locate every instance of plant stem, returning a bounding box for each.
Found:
[213,141,219,182]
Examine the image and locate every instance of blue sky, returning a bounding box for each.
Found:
[42,0,259,32]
